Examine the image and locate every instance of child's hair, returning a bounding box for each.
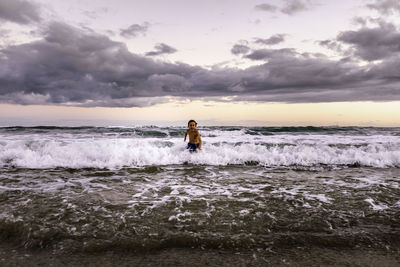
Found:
[188,120,197,126]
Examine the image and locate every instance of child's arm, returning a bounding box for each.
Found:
[198,132,202,150]
[184,130,188,142]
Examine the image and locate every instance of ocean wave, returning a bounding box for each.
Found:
[0,138,399,168]
[1,125,399,137]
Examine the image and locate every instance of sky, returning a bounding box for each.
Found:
[0,0,400,126]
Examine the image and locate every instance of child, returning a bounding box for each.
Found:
[184,119,202,152]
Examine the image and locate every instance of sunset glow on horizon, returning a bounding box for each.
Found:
[1,100,400,126]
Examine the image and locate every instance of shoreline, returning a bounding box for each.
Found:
[1,243,399,266]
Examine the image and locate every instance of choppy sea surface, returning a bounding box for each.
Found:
[1,126,400,265]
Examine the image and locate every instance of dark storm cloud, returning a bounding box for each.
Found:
[0,22,197,106]
[243,52,365,90]
[120,22,150,38]
[254,34,286,45]
[366,0,400,15]
[337,22,400,61]
[0,0,41,24]
[1,21,400,107]
[367,55,400,85]
[145,43,177,56]
[231,44,250,55]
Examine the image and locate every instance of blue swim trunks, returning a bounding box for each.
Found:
[187,143,199,152]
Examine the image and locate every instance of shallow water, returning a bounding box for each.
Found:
[0,126,399,264]
[1,165,399,252]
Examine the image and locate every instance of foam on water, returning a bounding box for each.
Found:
[0,126,399,168]
[0,163,399,252]
[364,198,389,211]
[1,126,399,256]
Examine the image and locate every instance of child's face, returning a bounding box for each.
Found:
[188,122,196,129]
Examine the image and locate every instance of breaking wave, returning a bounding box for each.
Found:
[0,137,399,168]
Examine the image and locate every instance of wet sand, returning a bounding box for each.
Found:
[1,243,399,267]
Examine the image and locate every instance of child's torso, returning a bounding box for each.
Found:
[187,129,200,144]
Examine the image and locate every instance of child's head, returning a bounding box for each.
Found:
[187,119,197,129]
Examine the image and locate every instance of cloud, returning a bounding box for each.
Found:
[255,0,312,15]
[366,0,400,15]
[145,43,177,56]
[337,22,400,61]
[254,34,286,45]
[317,39,345,54]
[367,55,400,84]
[82,7,109,20]
[231,44,250,55]
[0,22,196,106]
[0,0,41,24]
[120,22,150,38]
[0,28,11,39]
[242,52,364,90]
[281,0,309,15]
[1,21,400,107]
[245,48,297,60]
[254,3,278,12]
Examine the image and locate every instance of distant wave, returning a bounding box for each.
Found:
[1,125,399,136]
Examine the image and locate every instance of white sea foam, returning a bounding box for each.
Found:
[364,198,389,211]
[0,128,399,168]
[305,194,333,204]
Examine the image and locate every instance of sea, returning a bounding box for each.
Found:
[0,125,399,266]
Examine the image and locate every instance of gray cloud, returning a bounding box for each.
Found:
[255,0,312,15]
[254,3,278,12]
[367,0,400,15]
[254,34,286,45]
[337,23,400,61]
[0,21,400,107]
[281,0,309,15]
[367,55,400,83]
[0,28,10,38]
[245,48,297,60]
[145,43,177,56]
[0,22,197,106]
[120,22,150,38]
[231,44,251,55]
[317,39,345,54]
[82,7,109,20]
[0,0,41,24]
[352,17,368,27]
